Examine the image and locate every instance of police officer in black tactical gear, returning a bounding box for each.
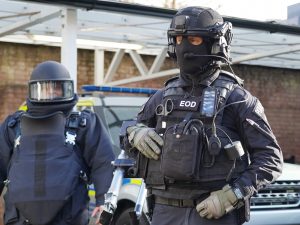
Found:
[124,6,283,225]
[0,61,114,225]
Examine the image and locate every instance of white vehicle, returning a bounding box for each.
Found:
[245,162,300,225]
[77,87,150,225]
[80,86,300,225]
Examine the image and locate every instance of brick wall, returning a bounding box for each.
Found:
[0,42,60,119]
[233,65,300,162]
[0,42,300,162]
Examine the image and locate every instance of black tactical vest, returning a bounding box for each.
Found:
[6,112,87,225]
[138,71,249,198]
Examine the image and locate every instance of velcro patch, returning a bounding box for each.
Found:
[174,97,201,111]
[253,100,264,118]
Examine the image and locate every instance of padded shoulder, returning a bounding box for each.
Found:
[7,110,25,128]
[219,70,244,87]
[164,76,180,87]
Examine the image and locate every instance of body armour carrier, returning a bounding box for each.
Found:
[138,71,249,198]
[6,112,86,225]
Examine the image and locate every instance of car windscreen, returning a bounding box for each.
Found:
[102,106,140,155]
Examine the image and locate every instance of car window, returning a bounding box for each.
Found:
[102,106,140,155]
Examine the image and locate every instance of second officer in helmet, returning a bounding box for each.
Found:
[124,6,283,225]
[0,61,114,225]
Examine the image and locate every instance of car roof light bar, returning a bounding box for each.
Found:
[81,85,158,95]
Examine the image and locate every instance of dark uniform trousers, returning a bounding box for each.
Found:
[151,204,238,225]
[5,197,89,225]
[5,210,88,225]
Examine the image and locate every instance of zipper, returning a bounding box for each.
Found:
[245,118,274,140]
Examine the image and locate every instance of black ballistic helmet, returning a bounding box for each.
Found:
[28,61,75,103]
[167,6,233,62]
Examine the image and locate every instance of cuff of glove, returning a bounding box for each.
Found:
[127,123,146,135]
[127,123,147,144]
[127,129,136,145]
[233,180,252,199]
[223,184,245,210]
[223,185,239,205]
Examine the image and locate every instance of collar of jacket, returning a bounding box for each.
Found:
[177,68,220,87]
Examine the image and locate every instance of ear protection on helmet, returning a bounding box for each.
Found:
[167,37,177,59]
[167,13,233,63]
[210,22,233,62]
[167,15,188,60]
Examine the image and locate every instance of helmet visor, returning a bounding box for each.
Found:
[29,80,74,103]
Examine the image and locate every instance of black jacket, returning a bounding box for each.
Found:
[0,109,114,223]
[132,70,283,199]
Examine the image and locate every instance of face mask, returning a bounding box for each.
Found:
[175,37,212,78]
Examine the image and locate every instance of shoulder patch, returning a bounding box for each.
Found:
[253,100,265,118]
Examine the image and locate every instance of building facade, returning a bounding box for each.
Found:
[0,41,299,163]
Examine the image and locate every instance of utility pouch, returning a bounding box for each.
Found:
[160,124,201,181]
[237,198,250,224]
[146,194,155,221]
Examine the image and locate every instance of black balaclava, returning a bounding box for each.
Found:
[171,7,223,82]
[176,37,213,80]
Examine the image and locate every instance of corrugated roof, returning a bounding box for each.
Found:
[1,0,300,70]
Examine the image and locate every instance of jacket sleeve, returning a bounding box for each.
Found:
[78,110,115,206]
[0,113,19,194]
[137,90,164,126]
[225,86,283,198]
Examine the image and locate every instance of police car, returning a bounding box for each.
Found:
[78,86,151,225]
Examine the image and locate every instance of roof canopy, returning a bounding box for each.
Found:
[1,0,300,70]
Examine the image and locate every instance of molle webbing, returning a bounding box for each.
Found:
[144,72,247,191]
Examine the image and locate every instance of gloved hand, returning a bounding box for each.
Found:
[196,185,239,219]
[127,123,163,160]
